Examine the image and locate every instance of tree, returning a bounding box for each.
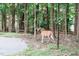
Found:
[64,4,68,38]
[24,3,28,33]
[18,4,24,32]
[36,3,39,28]
[74,4,78,35]
[46,4,49,29]
[57,3,60,49]
[11,3,15,32]
[50,3,55,38]
[15,3,20,33]
[76,3,79,41]
[1,4,7,32]
[7,5,12,32]
[34,4,37,39]
[66,4,69,34]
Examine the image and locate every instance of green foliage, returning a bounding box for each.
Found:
[39,19,48,28]
[0,3,76,32]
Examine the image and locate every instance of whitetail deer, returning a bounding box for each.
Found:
[37,28,54,43]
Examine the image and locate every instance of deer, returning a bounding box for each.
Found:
[37,27,54,43]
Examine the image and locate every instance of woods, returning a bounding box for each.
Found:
[0,3,79,56]
[0,3,79,48]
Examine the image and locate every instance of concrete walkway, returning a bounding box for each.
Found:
[0,37,27,56]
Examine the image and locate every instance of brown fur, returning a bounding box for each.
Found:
[36,28,54,43]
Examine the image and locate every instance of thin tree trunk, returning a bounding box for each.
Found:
[24,3,28,33]
[27,6,29,33]
[36,3,39,28]
[50,3,53,30]
[57,3,60,49]
[2,12,6,32]
[19,13,24,32]
[46,4,49,29]
[16,4,20,33]
[74,4,78,35]
[15,15,20,33]
[64,4,68,39]
[18,4,24,32]
[11,3,15,32]
[66,4,69,34]
[8,15,12,32]
[34,4,37,39]
[0,13,2,31]
[21,13,24,32]
[50,3,55,38]
[75,3,79,55]
[76,3,79,40]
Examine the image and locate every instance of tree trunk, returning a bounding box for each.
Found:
[19,13,24,32]
[76,3,79,41]
[57,3,60,49]
[8,15,12,32]
[2,12,7,32]
[64,4,68,38]
[11,3,15,32]
[74,4,78,35]
[66,4,69,34]
[24,3,28,33]
[16,4,20,33]
[45,4,49,29]
[50,3,55,38]
[27,7,29,33]
[18,4,24,32]
[0,13,2,31]
[16,15,20,33]
[34,4,37,39]
[36,3,39,28]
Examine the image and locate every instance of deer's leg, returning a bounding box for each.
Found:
[51,35,54,40]
[48,36,51,43]
[50,35,55,43]
[41,36,44,43]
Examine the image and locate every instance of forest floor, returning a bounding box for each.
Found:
[0,32,79,56]
[16,33,79,56]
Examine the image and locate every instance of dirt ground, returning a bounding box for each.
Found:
[20,33,79,51]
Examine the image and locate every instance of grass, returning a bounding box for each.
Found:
[0,32,20,37]
[12,43,79,56]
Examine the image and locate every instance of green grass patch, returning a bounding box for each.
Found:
[0,32,20,37]
[12,43,79,56]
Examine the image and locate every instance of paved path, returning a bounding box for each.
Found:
[0,37,27,56]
